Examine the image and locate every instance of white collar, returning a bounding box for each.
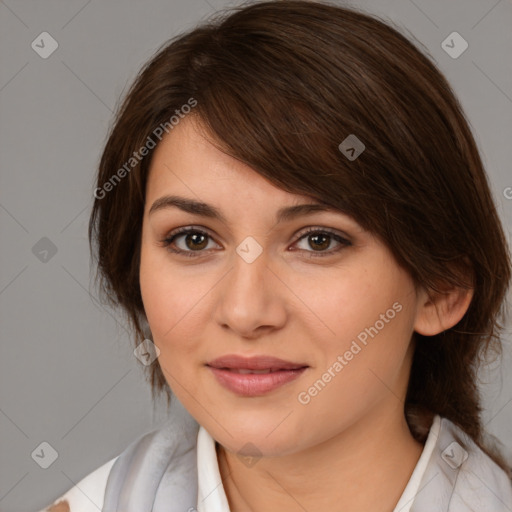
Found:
[196,415,441,512]
[196,424,231,511]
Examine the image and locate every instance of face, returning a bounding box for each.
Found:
[139,115,427,457]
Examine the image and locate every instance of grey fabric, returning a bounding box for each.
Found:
[410,417,512,511]
[102,407,512,512]
[102,400,200,512]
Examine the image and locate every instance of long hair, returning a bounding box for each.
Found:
[89,0,511,470]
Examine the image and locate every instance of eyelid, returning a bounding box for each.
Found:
[294,225,351,243]
[162,224,350,241]
[162,225,219,244]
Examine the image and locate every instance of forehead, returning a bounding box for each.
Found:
[146,115,323,207]
[144,115,365,236]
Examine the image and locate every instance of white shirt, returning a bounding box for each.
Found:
[40,415,443,511]
[196,415,442,512]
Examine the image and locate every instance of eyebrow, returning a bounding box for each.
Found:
[148,195,341,224]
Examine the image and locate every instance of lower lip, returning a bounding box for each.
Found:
[207,366,308,396]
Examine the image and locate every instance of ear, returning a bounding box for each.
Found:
[413,283,474,336]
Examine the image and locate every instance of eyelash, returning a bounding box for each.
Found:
[160,226,352,258]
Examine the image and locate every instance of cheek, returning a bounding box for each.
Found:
[299,264,403,347]
[139,244,217,362]
[293,294,415,443]
[139,248,205,398]
[301,266,416,388]
[140,244,185,345]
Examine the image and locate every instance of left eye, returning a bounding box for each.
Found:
[161,227,351,258]
[293,228,351,255]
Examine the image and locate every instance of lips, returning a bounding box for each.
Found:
[206,354,308,372]
[206,354,309,396]
[228,368,279,374]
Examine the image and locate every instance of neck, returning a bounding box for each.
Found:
[217,404,425,512]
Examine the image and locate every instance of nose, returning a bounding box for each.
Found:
[213,242,287,339]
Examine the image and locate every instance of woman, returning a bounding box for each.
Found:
[41,1,512,511]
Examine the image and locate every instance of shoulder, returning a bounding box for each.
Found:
[38,456,118,512]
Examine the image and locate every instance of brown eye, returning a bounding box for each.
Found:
[293,228,351,257]
[162,227,220,257]
[183,232,208,250]
[161,226,351,259]
[307,233,331,251]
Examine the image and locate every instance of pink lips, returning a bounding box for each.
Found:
[206,354,309,396]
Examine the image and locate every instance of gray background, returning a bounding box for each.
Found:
[0,0,511,510]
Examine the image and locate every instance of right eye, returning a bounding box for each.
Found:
[161,227,221,257]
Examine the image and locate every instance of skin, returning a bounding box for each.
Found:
[139,115,473,512]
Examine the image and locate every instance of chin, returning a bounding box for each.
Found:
[212,418,304,458]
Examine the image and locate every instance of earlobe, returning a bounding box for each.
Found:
[413,285,474,336]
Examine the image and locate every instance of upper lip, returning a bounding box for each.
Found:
[206,354,308,371]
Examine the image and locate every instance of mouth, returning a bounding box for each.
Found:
[217,368,295,374]
[206,354,308,371]
[206,354,309,396]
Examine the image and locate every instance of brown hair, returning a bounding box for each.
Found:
[89,0,511,469]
